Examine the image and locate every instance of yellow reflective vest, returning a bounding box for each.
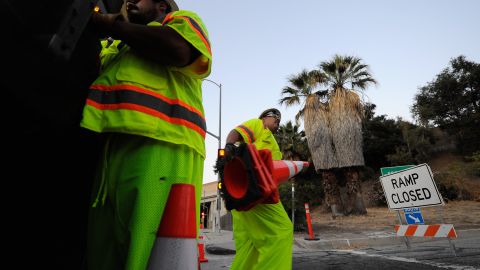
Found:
[234,118,282,160]
[81,10,212,158]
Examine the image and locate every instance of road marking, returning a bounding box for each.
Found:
[344,250,478,270]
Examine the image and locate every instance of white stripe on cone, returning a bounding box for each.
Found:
[273,160,309,185]
[284,161,308,177]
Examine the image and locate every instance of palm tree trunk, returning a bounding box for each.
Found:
[321,170,344,217]
[343,167,367,215]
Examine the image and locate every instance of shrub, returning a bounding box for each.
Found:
[434,170,474,201]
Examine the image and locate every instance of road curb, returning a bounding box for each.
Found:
[295,228,480,250]
[205,228,480,255]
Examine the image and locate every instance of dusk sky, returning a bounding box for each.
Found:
[177,0,480,183]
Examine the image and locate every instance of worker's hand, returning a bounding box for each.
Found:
[224,143,237,163]
[90,12,125,35]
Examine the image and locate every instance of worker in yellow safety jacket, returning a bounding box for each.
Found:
[81,0,212,269]
[224,108,293,270]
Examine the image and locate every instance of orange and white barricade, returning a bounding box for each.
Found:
[394,224,457,238]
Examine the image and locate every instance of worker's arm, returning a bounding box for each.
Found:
[91,13,199,67]
[225,129,244,145]
[224,129,244,162]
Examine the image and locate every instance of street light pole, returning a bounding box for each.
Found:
[203,78,222,233]
[292,180,295,228]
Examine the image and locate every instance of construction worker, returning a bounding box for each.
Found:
[81,0,212,269]
[224,108,293,270]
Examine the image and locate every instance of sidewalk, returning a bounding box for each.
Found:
[202,227,480,255]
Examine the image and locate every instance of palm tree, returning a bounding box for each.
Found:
[280,54,377,215]
[275,121,309,161]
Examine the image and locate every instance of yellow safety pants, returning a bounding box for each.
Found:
[230,201,293,270]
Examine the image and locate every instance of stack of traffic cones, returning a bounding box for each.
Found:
[147,184,198,270]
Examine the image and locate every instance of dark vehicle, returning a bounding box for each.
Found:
[1,1,123,268]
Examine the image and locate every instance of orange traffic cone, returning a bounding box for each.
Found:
[272,160,309,185]
[197,223,208,263]
[198,235,208,263]
[221,143,309,211]
[147,184,198,270]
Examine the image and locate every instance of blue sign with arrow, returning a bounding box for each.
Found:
[403,207,425,224]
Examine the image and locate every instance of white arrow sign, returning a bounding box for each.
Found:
[407,214,420,223]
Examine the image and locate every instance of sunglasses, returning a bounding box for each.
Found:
[264,112,281,119]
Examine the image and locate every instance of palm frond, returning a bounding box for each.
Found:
[279,95,301,106]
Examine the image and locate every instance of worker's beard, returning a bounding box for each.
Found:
[127,7,160,25]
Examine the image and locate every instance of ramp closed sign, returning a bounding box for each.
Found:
[380,164,444,210]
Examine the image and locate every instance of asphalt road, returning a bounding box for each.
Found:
[201,233,480,270]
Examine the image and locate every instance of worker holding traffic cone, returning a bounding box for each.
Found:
[223,108,294,270]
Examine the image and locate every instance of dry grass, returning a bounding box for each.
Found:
[309,200,480,234]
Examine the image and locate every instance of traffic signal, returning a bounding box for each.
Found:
[218,148,225,158]
[217,181,222,190]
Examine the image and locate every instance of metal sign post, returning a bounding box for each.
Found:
[396,210,411,249]
[381,165,414,249]
[381,164,457,255]
[440,206,457,256]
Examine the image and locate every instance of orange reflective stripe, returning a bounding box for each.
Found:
[162,15,211,55]
[90,84,204,117]
[87,84,206,138]
[237,125,255,143]
[163,13,173,23]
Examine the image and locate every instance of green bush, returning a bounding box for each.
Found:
[464,152,480,177]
